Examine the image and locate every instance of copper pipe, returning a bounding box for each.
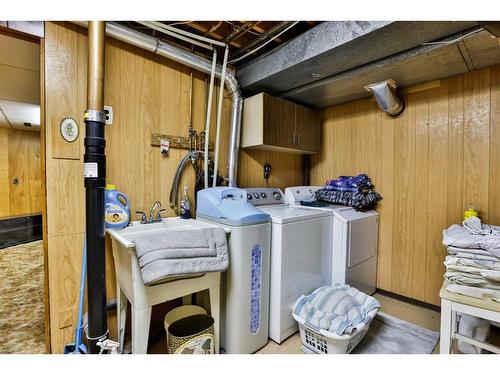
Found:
[87,21,105,110]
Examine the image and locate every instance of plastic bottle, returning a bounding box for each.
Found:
[180,185,191,219]
[104,184,131,229]
[464,206,479,221]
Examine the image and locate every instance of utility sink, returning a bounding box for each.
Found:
[106,217,229,248]
[106,217,229,354]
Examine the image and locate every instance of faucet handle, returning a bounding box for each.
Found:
[135,211,147,224]
[156,208,167,222]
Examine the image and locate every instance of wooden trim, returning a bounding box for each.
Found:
[401,80,441,95]
[376,288,440,312]
[39,33,51,354]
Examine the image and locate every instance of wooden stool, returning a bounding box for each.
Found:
[439,281,500,354]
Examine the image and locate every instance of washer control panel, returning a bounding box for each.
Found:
[245,187,285,206]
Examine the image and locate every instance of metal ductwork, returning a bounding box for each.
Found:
[364,79,405,117]
[73,21,242,187]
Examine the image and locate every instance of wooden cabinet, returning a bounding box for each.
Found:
[241,93,321,154]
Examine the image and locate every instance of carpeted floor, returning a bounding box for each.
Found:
[0,240,46,354]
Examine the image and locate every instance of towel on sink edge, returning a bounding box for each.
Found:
[133,228,224,267]
[292,284,380,336]
[132,227,229,285]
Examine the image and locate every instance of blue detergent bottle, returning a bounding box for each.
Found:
[104,184,131,229]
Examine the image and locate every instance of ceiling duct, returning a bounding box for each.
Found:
[364,80,404,116]
[0,99,40,131]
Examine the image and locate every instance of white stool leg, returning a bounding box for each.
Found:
[117,283,127,353]
[182,295,192,305]
[209,284,220,354]
[131,306,152,354]
[440,299,453,354]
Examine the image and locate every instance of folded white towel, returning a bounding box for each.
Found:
[444,255,500,271]
[447,247,500,262]
[443,224,500,257]
[445,283,500,303]
[463,216,500,236]
[445,271,500,290]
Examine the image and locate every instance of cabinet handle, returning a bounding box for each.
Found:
[292,132,296,147]
[298,133,301,147]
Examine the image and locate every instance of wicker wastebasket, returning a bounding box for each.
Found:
[167,314,215,354]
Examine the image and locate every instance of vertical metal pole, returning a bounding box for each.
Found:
[84,20,107,354]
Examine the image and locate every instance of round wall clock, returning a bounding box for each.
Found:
[60,117,79,142]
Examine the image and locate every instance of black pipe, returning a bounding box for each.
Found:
[84,114,107,353]
[84,21,108,354]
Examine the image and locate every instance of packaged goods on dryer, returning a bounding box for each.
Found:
[316,174,382,211]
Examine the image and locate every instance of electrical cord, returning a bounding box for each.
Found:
[422,28,483,46]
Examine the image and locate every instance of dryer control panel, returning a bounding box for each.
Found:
[245,188,286,206]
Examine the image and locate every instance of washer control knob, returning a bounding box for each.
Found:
[253,192,260,199]
[247,193,252,200]
[260,192,267,199]
[273,191,282,200]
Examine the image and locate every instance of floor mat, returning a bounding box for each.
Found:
[0,240,46,353]
[353,311,440,354]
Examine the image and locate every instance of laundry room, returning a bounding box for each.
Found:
[1,2,500,372]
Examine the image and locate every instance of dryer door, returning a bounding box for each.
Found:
[340,210,378,268]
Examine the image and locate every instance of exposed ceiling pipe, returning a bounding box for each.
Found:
[223,21,259,44]
[73,21,242,187]
[364,79,405,116]
[230,21,295,60]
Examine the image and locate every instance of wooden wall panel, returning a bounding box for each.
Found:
[44,22,301,352]
[490,65,500,224]
[311,66,500,305]
[0,128,42,218]
[0,128,10,215]
[424,81,449,305]
[411,90,430,301]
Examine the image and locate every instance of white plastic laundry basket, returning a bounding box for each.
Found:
[292,309,377,354]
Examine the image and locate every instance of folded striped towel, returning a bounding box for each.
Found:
[293,284,380,336]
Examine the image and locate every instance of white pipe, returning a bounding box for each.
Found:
[138,21,214,50]
[72,21,243,187]
[204,50,217,189]
[212,46,229,187]
[160,23,227,47]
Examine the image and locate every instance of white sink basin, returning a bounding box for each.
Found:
[106,217,229,248]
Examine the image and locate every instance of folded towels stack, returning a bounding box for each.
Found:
[442,216,500,302]
[315,174,382,211]
[132,227,229,285]
[293,284,380,336]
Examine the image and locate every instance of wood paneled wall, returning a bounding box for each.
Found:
[44,22,303,352]
[0,128,42,217]
[310,66,500,306]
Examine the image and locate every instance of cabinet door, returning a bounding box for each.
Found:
[263,94,295,149]
[295,104,321,152]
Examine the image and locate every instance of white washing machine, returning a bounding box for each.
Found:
[285,186,378,295]
[246,187,333,344]
[196,187,271,354]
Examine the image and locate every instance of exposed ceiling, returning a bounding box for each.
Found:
[235,21,500,108]
[121,21,319,66]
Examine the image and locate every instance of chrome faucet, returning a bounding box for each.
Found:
[149,201,162,222]
[135,201,166,224]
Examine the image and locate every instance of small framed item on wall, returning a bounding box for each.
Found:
[52,116,81,160]
[60,117,79,143]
